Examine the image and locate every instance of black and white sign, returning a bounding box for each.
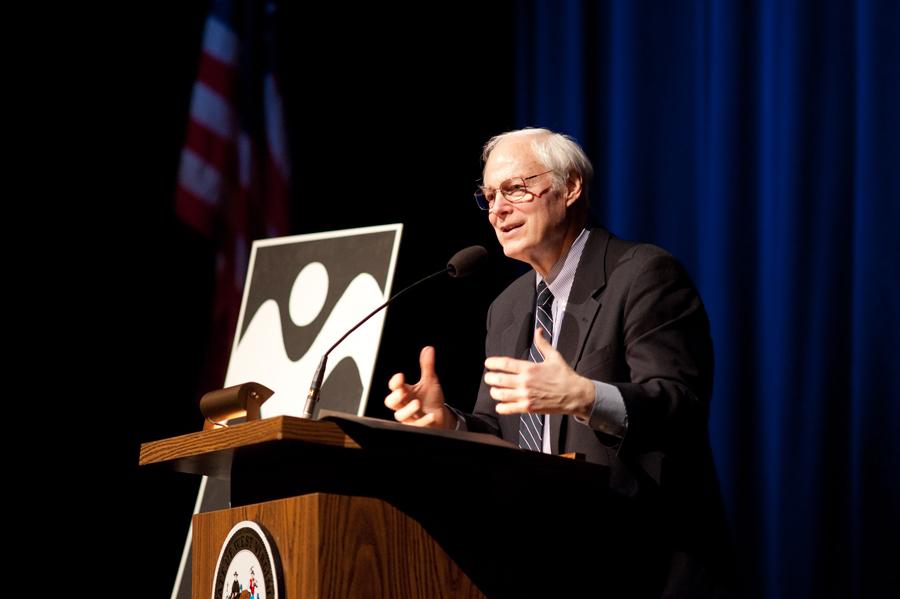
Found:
[225,224,402,417]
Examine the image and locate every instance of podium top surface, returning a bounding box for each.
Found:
[138,413,532,479]
[140,415,351,461]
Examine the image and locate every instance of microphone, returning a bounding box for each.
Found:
[302,245,488,419]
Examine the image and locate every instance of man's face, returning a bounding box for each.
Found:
[483,136,569,271]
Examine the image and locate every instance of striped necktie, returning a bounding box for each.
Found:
[519,281,554,452]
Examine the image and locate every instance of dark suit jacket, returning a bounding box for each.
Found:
[462,227,734,598]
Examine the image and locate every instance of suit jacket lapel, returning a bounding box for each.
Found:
[494,272,536,442]
[499,272,536,360]
[549,228,611,453]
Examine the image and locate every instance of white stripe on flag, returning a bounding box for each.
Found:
[202,17,239,66]
[190,82,236,140]
[177,148,222,206]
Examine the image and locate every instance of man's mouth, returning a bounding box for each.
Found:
[500,223,523,234]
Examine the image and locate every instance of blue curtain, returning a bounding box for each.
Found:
[516,1,899,596]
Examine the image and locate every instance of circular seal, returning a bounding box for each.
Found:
[212,521,281,599]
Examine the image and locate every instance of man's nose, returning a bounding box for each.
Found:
[489,194,514,215]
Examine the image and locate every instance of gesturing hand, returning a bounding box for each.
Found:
[384,346,455,429]
[484,328,594,419]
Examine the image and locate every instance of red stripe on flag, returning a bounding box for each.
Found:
[195,51,238,99]
[183,120,235,175]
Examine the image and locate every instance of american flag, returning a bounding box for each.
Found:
[175,0,291,391]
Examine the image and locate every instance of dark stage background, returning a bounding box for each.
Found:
[110,2,897,598]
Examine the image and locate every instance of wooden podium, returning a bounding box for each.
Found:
[140,414,645,598]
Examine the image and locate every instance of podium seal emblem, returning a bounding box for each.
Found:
[212,521,280,599]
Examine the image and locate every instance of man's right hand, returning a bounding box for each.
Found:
[384,346,456,429]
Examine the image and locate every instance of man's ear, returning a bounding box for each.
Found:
[565,173,583,207]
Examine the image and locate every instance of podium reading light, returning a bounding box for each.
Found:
[199,382,274,428]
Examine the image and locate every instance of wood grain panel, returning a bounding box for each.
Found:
[192,493,484,598]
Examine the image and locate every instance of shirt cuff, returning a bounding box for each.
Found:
[444,403,467,431]
[573,381,627,438]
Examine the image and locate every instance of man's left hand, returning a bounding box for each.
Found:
[484,328,594,419]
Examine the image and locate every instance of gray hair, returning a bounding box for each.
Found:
[482,128,593,199]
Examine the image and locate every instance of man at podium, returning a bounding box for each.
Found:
[385,127,734,597]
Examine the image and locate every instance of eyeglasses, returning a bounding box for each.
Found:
[474,169,554,211]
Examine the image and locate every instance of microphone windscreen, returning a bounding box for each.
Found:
[447,245,488,278]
